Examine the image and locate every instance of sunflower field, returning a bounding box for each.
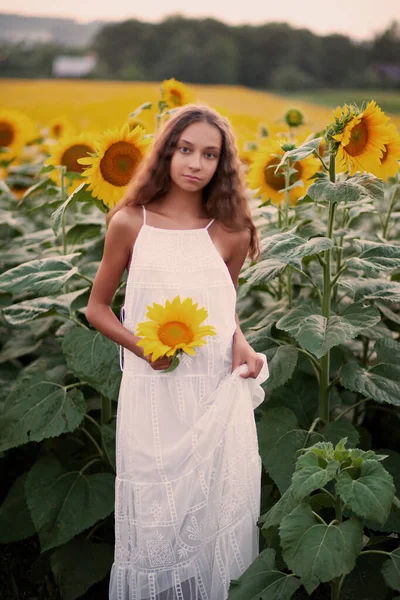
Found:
[1,78,400,600]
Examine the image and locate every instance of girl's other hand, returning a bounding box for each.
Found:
[231,334,264,379]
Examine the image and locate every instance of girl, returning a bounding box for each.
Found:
[86,104,269,600]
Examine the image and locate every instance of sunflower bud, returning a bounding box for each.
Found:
[284,109,304,128]
[281,142,296,152]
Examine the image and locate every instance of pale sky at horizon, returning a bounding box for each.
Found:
[0,0,399,41]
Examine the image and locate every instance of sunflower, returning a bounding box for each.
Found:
[247,138,320,206]
[374,123,400,181]
[45,131,96,194]
[0,109,37,162]
[46,116,75,140]
[236,129,258,169]
[284,108,304,128]
[161,78,194,109]
[136,296,216,363]
[78,123,150,209]
[332,101,390,175]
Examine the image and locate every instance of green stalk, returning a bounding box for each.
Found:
[284,162,293,306]
[319,153,337,422]
[60,165,67,256]
[101,394,112,425]
[382,181,398,239]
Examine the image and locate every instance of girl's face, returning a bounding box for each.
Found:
[170,121,222,192]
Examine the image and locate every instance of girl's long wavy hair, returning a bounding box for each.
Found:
[107,104,260,260]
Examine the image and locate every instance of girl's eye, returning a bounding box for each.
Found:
[206,152,217,159]
[179,146,190,153]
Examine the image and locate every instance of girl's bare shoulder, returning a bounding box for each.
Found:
[215,220,251,253]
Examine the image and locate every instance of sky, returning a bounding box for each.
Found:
[0,0,399,40]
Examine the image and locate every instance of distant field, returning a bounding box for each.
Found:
[2,80,399,134]
[278,89,400,116]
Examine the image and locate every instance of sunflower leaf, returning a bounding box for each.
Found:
[50,538,114,600]
[51,182,94,237]
[347,240,400,274]
[336,459,395,525]
[0,254,81,297]
[279,504,364,594]
[25,455,115,551]
[62,327,121,400]
[0,370,86,452]
[276,302,381,359]
[276,137,323,169]
[339,278,400,302]
[227,548,301,600]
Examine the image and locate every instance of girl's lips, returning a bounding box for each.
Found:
[183,174,201,181]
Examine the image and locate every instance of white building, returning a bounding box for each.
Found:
[52,54,97,78]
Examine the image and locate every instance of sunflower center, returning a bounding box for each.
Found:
[0,121,14,147]
[158,321,192,347]
[344,120,368,156]
[170,89,183,106]
[53,124,63,138]
[61,144,93,173]
[264,157,302,190]
[100,141,142,187]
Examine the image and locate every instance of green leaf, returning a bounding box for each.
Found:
[25,455,115,551]
[375,338,400,364]
[227,548,301,600]
[0,371,86,452]
[242,258,287,285]
[257,407,322,493]
[0,254,80,296]
[340,278,400,302]
[50,538,113,600]
[307,178,360,204]
[322,421,360,448]
[267,375,319,429]
[261,486,299,530]
[276,137,323,168]
[62,327,121,400]
[340,553,388,600]
[0,473,35,543]
[291,461,338,502]
[276,302,380,359]
[0,333,42,363]
[20,176,53,200]
[339,361,400,406]
[263,346,298,390]
[51,182,93,236]
[2,287,89,325]
[348,240,400,274]
[66,221,102,247]
[336,460,395,525]
[382,548,400,592]
[279,503,364,594]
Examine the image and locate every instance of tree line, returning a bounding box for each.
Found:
[1,16,399,89]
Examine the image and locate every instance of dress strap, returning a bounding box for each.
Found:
[142,205,146,224]
[205,218,215,230]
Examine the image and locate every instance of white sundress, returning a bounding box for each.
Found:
[109,205,269,600]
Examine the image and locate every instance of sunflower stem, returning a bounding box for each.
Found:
[382,180,398,240]
[101,394,112,425]
[60,165,68,257]
[319,153,337,423]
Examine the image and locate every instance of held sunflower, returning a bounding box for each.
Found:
[45,131,95,194]
[135,296,217,365]
[332,100,390,175]
[77,123,150,209]
[247,138,320,206]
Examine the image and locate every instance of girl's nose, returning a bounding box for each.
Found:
[188,153,201,169]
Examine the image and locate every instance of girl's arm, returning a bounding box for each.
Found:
[226,228,264,379]
[86,207,172,370]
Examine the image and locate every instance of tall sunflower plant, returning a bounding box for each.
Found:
[236,102,400,600]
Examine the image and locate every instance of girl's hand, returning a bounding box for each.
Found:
[143,352,173,371]
[231,333,264,379]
